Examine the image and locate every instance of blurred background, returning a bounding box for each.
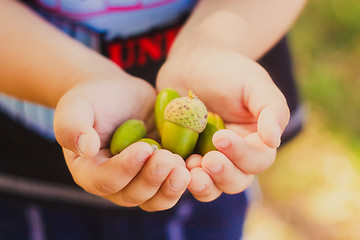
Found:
[243,0,360,239]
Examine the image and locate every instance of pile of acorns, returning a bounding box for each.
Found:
[110,88,225,159]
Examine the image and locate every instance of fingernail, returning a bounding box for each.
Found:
[193,184,206,192]
[155,163,172,174]
[136,151,152,162]
[206,162,223,174]
[76,134,87,157]
[170,180,187,190]
[214,136,230,149]
[275,125,282,148]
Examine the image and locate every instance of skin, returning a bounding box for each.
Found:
[0,0,190,212]
[157,0,307,202]
[0,0,306,210]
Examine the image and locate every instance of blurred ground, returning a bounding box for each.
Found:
[242,0,360,239]
[243,110,360,240]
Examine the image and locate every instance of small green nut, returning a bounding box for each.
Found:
[196,112,225,156]
[155,88,181,137]
[161,91,208,159]
[110,119,147,155]
[138,138,161,151]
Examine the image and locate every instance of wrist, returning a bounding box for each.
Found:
[168,10,247,59]
[50,56,129,108]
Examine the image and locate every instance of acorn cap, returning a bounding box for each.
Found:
[164,91,208,133]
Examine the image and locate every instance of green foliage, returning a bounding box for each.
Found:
[287,0,360,158]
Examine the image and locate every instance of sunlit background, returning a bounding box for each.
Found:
[243,0,360,239]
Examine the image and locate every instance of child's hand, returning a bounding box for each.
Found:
[54,77,190,211]
[184,129,274,202]
[157,46,290,201]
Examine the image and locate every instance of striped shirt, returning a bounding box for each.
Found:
[0,0,197,140]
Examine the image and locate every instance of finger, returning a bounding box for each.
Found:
[201,151,254,194]
[225,122,256,138]
[140,165,191,212]
[257,103,290,148]
[188,167,222,202]
[54,92,100,157]
[66,141,153,196]
[245,69,290,148]
[107,149,178,207]
[173,154,187,167]
[185,154,202,170]
[213,129,276,174]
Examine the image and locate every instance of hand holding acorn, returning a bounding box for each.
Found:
[196,112,225,156]
[161,90,208,158]
[110,88,224,159]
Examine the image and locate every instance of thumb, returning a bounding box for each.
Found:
[54,93,100,157]
[246,73,290,148]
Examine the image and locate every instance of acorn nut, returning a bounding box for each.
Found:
[155,88,180,136]
[138,138,161,151]
[161,91,208,158]
[110,119,147,155]
[196,112,225,156]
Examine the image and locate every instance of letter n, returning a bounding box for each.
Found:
[107,40,135,69]
[138,34,162,66]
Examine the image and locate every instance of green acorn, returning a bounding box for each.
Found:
[110,119,147,155]
[161,91,208,158]
[196,112,225,156]
[138,138,162,151]
[155,88,181,136]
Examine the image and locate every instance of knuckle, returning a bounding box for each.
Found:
[244,149,276,174]
[215,173,233,187]
[161,186,183,200]
[53,122,69,146]
[118,192,142,207]
[247,158,273,174]
[224,176,254,194]
[140,199,177,212]
[93,178,120,196]
[139,205,156,212]
[121,163,141,176]
[194,188,221,203]
[258,149,276,172]
[70,172,100,196]
[193,183,213,197]
[143,168,171,188]
[153,149,175,159]
[281,103,291,125]
[246,163,266,174]
[144,175,163,188]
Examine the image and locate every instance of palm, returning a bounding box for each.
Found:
[157,48,289,148]
[159,50,262,133]
[61,78,157,150]
[93,80,155,148]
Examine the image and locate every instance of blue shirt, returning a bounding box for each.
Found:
[0,0,197,139]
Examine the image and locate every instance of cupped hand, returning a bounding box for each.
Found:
[184,128,274,202]
[54,76,190,211]
[157,46,290,201]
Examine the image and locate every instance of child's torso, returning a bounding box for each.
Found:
[0,0,197,139]
[30,0,197,39]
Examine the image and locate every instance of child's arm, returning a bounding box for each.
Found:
[0,0,126,107]
[169,0,307,60]
[0,0,190,211]
[157,0,307,201]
